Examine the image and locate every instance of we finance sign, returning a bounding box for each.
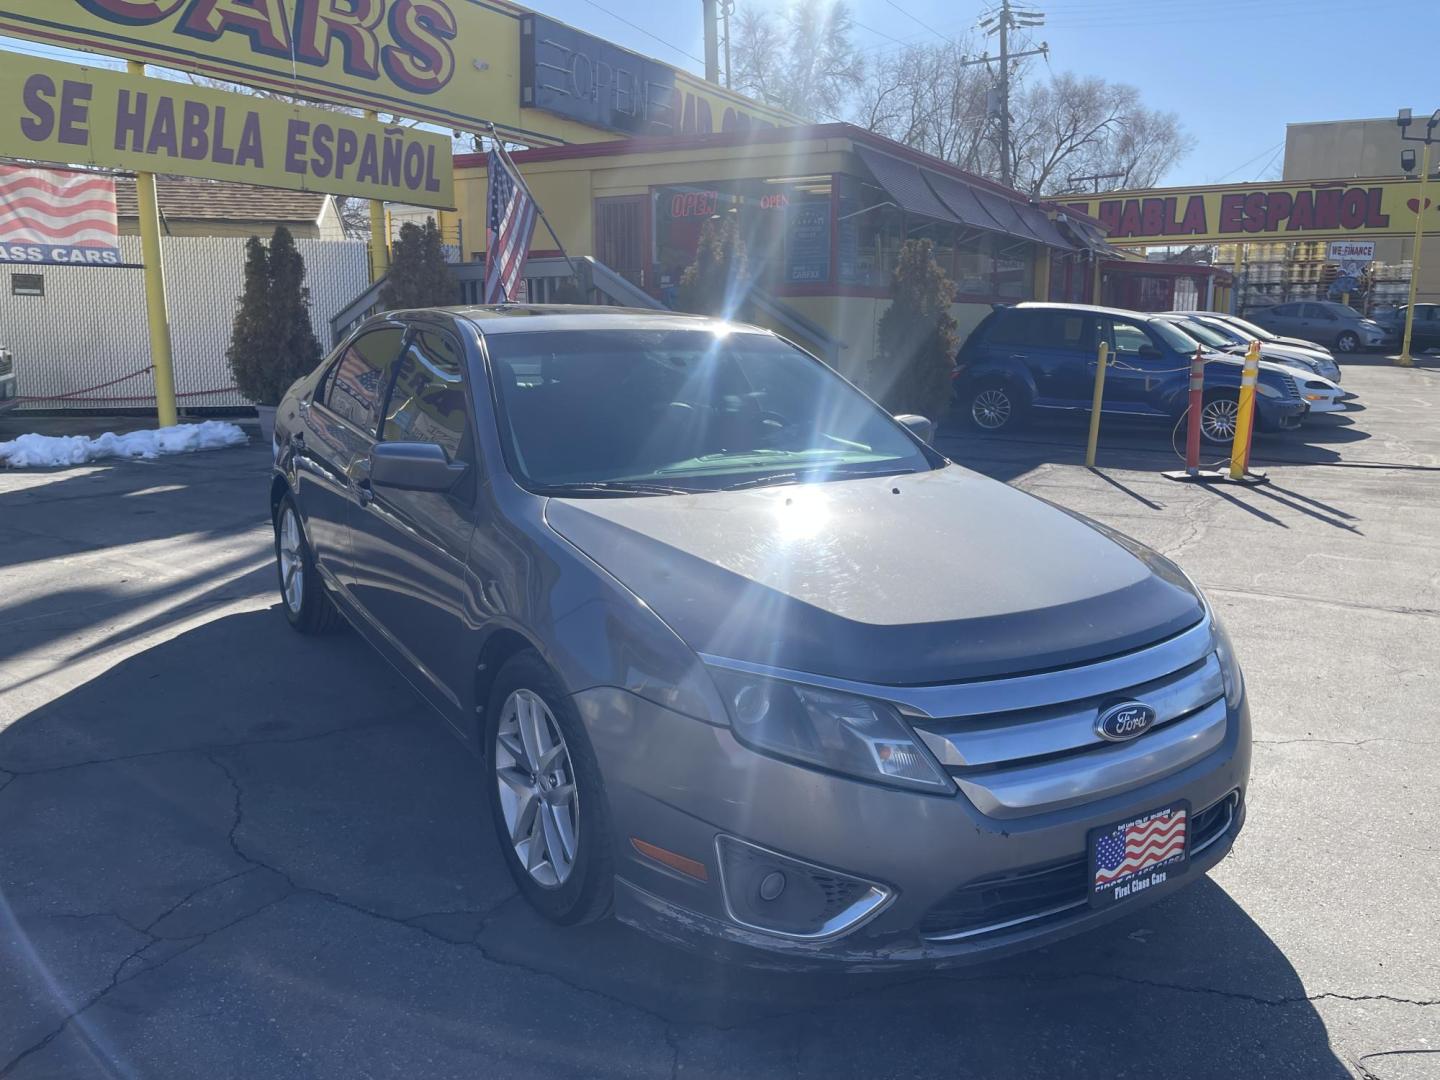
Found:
[1064,180,1439,245]
[0,56,453,207]
[0,0,793,145]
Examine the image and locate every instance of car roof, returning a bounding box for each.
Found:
[1012,301,1165,321]
[376,304,772,338]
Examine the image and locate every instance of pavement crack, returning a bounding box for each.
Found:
[141,866,260,936]
[1253,736,1438,749]
[663,1025,680,1080]
[0,769,12,796]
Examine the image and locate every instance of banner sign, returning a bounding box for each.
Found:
[1327,240,1375,263]
[1,55,454,208]
[0,164,121,266]
[1063,180,1440,245]
[520,14,779,138]
[0,1,794,147]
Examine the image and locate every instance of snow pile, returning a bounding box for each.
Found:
[0,421,248,468]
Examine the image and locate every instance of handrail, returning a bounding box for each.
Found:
[745,289,846,367]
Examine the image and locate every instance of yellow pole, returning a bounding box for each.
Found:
[127,60,178,427]
[1084,341,1109,468]
[1228,340,1261,480]
[1398,139,1433,367]
[365,110,390,282]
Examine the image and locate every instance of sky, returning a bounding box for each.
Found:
[3,0,1434,189]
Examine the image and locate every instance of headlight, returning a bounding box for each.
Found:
[707,668,954,793]
[1211,613,1244,709]
[1255,382,1282,398]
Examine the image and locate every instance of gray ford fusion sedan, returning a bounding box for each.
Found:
[270,306,1250,968]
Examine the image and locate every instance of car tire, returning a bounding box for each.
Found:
[1335,331,1359,354]
[274,493,343,634]
[1198,390,1242,446]
[964,379,1027,434]
[484,650,614,926]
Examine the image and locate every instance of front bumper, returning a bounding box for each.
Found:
[1256,398,1307,431]
[573,686,1251,969]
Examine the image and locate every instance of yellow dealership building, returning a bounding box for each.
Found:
[447,123,1114,383]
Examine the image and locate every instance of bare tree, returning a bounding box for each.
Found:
[856,41,994,170]
[732,0,865,121]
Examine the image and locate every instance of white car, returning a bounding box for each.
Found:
[1292,372,1354,414]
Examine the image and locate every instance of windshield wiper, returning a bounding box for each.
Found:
[533,481,701,497]
[721,465,919,491]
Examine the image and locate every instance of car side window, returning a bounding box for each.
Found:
[980,310,1035,347]
[380,330,470,462]
[1030,312,1090,351]
[1105,319,1153,360]
[1271,303,1299,317]
[1302,304,1335,321]
[323,327,406,433]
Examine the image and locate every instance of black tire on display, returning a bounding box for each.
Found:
[966,379,1027,434]
[273,493,343,634]
[484,650,614,926]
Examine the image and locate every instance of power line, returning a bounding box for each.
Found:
[880,0,951,42]
[577,0,706,67]
[1209,141,1284,184]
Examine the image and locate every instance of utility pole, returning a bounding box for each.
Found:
[974,2,1047,190]
[1396,107,1439,367]
[702,0,720,85]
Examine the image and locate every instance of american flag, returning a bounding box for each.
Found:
[484,149,536,304]
[333,348,384,414]
[1095,809,1187,887]
[0,166,120,266]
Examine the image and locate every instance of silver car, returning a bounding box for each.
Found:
[1248,301,1384,353]
[269,307,1251,967]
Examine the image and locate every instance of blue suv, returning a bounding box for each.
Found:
[954,303,1308,444]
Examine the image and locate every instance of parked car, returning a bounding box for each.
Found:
[1372,303,1440,351]
[1246,301,1384,353]
[953,302,1308,444]
[270,306,1250,968]
[1182,312,1340,362]
[1158,313,1343,383]
[0,344,15,413]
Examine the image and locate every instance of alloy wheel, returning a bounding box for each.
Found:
[1201,398,1240,442]
[1336,332,1358,354]
[971,388,1012,430]
[494,689,580,888]
[278,507,304,613]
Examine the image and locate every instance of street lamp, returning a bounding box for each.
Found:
[1395,107,1440,367]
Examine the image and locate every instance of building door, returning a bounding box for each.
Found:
[593,196,651,290]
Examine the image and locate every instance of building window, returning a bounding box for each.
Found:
[954,232,1035,300]
[837,174,902,287]
[11,273,43,297]
[652,176,834,299]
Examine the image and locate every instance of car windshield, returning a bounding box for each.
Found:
[484,328,937,494]
[1168,318,1232,349]
[1148,319,1200,352]
[1222,315,1279,342]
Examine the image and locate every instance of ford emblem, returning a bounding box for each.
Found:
[1096,702,1157,742]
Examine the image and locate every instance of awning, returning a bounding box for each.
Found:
[1057,214,1123,256]
[854,146,959,225]
[858,144,1075,251]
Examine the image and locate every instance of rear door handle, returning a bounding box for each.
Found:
[1008,353,1028,361]
[356,478,374,507]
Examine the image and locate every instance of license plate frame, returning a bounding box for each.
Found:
[1087,801,1190,909]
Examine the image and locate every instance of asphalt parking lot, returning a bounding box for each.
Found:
[1,355,1437,1080]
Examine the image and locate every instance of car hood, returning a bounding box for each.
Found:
[544,466,1204,685]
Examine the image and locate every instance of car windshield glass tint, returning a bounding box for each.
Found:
[485,329,935,492]
[1171,319,1229,348]
[1148,319,1197,352]
[1224,316,1277,341]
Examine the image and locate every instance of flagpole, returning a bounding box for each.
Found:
[484,124,579,281]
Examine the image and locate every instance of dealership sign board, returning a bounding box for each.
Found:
[0,0,793,146]
[0,165,121,265]
[1063,181,1439,245]
[0,55,454,208]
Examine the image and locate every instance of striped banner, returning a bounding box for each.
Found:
[0,166,121,267]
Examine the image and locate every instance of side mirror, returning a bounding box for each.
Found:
[370,441,467,493]
[1137,344,1163,360]
[894,414,934,443]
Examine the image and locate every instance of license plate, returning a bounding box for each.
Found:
[1087,801,1189,908]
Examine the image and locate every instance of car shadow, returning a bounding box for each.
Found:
[0,609,1351,1079]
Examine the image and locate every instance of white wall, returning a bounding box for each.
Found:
[1,236,369,411]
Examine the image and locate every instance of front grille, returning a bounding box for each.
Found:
[1279,371,1300,399]
[919,791,1240,941]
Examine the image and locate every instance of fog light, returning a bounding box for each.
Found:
[714,835,892,941]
